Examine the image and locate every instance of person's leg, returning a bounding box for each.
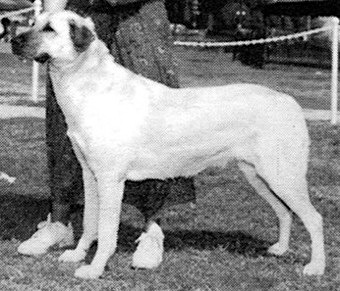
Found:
[46,70,84,219]
[127,178,195,269]
[17,74,79,256]
[110,1,196,268]
[124,177,195,222]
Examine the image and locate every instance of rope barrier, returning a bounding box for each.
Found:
[174,21,339,124]
[174,26,333,47]
[0,7,34,21]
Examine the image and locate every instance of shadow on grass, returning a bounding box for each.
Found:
[163,229,269,257]
[7,189,335,269]
[2,186,337,268]
[84,226,272,268]
[0,193,270,261]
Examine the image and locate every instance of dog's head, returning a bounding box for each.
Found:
[11,11,96,64]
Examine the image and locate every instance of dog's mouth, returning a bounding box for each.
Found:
[34,53,51,64]
[11,44,50,64]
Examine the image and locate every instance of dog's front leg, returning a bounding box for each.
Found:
[74,173,124,279]
[59,165,99,263]
[59,139,99,263]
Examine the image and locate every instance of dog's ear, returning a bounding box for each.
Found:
[69,20,94,53]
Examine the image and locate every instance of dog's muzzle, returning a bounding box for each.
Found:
[11,33,30,57]
[11,32,50,63]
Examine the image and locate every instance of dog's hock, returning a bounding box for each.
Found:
[69,20,95,53]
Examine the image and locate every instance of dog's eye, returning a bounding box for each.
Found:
[42,23,55,32]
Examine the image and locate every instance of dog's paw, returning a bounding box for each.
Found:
[303,262,325,276]
[59,249,86,263]
[74,264,104,279]
[267,242,288,256]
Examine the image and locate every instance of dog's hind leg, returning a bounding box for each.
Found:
[268,177,324,275]
[253,157,325,275]
[238,161,292,256]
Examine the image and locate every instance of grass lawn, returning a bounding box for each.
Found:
[0,44,340,289]
[0,119,340,290]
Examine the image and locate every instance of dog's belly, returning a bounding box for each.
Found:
[126,152,232,180]
[126,132,256,180]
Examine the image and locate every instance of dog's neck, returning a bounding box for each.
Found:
[48,39,133,121]
[49,40,110,76]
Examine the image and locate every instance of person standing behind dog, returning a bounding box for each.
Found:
[18,0,196,269]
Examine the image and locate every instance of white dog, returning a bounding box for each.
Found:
[12,11,325,279]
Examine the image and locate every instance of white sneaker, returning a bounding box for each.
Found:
[132,222,164,269]
[17,213,74,256]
